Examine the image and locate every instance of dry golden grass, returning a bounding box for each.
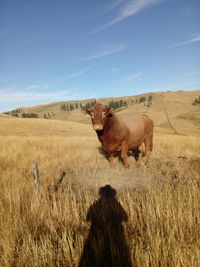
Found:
[0,117,95,137]
[0,117,200,266]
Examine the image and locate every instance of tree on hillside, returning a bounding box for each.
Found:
[11,113,19,117]
[123,100,127,106]
[89,100,96,108]
[144,95,153,108]
[106,99,127,110]
[82,102,91,110]
[61,104,71,111]
[22,113,38,118]
[139,96,146,103]
[61,104,66,111]
[192,96,200,105]
[69,104,74,111]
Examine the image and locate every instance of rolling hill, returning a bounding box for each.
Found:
[2,90,200,137]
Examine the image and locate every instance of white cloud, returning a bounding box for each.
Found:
[183,71,200,77]
[151,81,200,91]
[25,68,90,90]
[26,83,50,90]
[117,0,161,20]
[62,67,91,80]
[106,0,124,12]
[0,89,81,102]
[126,71,143,81]
[90,0,163,34]
[171,33,200,47]
[0,67,91,106]
[111,67,120,72]
[77,45,127,62]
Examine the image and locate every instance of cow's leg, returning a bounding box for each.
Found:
[144,134,153,165]
[121,141,129,167]
[138,143,145,161]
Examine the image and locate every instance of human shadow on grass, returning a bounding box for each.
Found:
[79,185,132,267]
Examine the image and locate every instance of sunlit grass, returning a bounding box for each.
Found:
[0,122,200,266]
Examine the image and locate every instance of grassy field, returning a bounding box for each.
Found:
[0,116,200,267]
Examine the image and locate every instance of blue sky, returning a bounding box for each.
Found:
[0,0,200,112]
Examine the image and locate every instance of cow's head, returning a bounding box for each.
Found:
[85,103,113,131]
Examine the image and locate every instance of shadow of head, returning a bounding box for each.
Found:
[79,185,132,267]
[99,184,116,198]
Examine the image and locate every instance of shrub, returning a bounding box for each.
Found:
[22,113,38,118]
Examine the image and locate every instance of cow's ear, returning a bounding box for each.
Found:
[105,107,113,115]
[83,109,90,114]
[83,109,91,115]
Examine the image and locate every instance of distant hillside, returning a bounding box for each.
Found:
[0,117,95,137]
[2,90,200,136]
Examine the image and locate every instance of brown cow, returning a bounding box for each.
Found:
[85,103,154,167]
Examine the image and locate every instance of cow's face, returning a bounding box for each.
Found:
[85,104,112,131]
